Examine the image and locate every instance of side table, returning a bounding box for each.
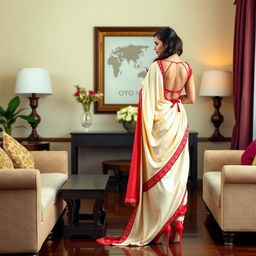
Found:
[21,142,50,151]
[60,174,109,238]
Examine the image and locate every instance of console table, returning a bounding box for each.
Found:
[70,131,198,187]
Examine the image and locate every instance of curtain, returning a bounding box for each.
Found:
[253,16,256,140]
[231,0,256,149]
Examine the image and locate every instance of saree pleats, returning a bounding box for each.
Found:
[97,61,190,246]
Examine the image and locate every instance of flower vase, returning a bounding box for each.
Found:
[81,103,92,132]
[122,122,136,133]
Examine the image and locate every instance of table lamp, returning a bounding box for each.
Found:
[200,70,232,141]
[15,67,52,141]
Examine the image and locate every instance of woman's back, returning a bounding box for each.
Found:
[158,59,192,100]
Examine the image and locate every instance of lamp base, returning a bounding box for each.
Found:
[209,96,225,142]
[27,93,41,142]
[27,132,40,142]
[209,130,225,141]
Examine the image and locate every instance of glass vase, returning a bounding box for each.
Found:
[81,103,92,132]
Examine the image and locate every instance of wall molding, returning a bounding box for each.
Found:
[198,137,231,142]
[1,137,231,143]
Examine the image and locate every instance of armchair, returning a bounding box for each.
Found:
[203,150,256,245]
[0,151,68,254]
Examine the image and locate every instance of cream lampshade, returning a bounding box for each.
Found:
[200,70,232,141]
[15,68,52,141]
[200,70,232,97]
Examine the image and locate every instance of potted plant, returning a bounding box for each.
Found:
[116,106,138,132]
[0,96,36,135]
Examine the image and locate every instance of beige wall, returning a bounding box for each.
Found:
[0,0,236,178]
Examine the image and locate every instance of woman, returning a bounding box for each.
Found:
[97,27,195,246]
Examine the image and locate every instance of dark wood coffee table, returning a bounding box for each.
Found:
[60,174,109,238]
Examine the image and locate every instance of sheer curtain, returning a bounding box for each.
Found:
[231,0,256,149]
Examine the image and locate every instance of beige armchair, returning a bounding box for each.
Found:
[203,150,256,245]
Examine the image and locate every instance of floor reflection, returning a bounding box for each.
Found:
[63,239,109,256]
[38,185,256,256]
[116,244,182,256]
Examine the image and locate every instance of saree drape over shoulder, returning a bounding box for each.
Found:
[97,61,190,246]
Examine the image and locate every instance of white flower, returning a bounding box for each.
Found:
[126,114,132,122]
[116,105,138,123]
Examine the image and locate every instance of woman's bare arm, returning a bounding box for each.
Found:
[180,74,196,104]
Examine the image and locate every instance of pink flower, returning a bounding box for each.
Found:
[74,92,80,96]
[89,90,95,95]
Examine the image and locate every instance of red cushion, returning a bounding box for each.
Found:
[241,140,256,165]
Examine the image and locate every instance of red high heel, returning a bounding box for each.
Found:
[152,225,172,246]
[169,221,184,243]
[165,224,172,246]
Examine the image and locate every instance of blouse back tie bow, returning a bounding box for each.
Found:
[170,98,181,112]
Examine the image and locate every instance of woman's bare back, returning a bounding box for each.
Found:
[160,59,191,100]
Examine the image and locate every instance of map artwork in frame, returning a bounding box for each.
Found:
[94,27,162,113]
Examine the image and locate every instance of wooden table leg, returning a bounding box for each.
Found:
[74,199,81,224]
[93,198,106,226]
[66,199,75,226]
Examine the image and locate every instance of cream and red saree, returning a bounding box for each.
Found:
[97,60,190,246]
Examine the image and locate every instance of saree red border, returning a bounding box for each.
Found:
[143,125,189,192]
[96,207,138,245]
[124,91,143,207]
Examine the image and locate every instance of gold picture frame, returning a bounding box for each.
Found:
[94,26,162,113]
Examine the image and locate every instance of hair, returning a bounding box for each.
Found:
[153,27,183,61]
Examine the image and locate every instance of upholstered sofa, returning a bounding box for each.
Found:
[203,150,256,245]
[0,151,68,254]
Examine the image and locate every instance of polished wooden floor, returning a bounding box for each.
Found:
[38,183,256,256]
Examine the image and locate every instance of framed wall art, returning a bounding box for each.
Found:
[94,26,162,113]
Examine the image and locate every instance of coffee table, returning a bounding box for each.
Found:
[60,174,109,238]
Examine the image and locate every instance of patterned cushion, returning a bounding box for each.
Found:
[2,132,35,168]
[0,147,14,169]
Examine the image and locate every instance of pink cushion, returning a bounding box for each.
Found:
[241,140,256,165]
